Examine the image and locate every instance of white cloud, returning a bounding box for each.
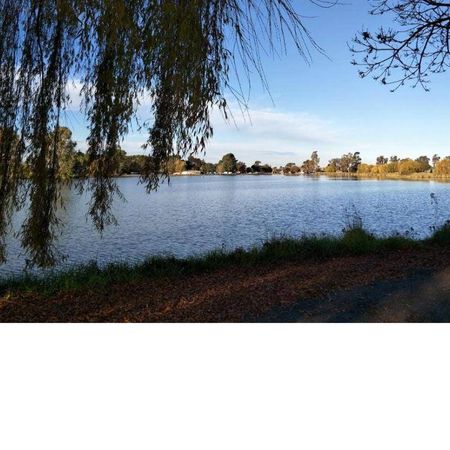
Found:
[208,105,347,165]
[64,82,354,165]
[66,80,84,111]
[215,107,339,143]
[66,79,153,116]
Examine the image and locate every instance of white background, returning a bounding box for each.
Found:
[1,325,449,450]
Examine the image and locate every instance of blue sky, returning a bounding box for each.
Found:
[64,1,450,166]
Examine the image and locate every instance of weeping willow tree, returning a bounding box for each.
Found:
[0,0,333,267]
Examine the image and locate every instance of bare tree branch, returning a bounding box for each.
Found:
[351,0,450,91]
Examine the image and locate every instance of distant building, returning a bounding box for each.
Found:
[181,170,201,176]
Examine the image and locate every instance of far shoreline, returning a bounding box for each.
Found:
[120,171,450,182]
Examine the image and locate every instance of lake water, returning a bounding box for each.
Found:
[3,175,450,276]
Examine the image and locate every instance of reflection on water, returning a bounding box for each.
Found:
[3,175,450,276]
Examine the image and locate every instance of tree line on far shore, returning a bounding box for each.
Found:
[111,150,450,177]
[10,127,450,178]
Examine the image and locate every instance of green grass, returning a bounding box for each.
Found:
[3,224,448,297]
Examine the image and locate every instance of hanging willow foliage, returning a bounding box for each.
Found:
[0,0,331,267]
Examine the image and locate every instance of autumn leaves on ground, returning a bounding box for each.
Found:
[1,226,450,323]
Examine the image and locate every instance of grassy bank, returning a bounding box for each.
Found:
[4,224,450,297]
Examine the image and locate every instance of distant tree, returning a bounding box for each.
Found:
[350,152,362,173]
[375,163,388,175]
[219,153,238,173]
[325,158,341,173]
[175,159,186,174]
[357,163,373,174]
[251,161,262,173]
[271,166,282,174]
[415,155,431,172]
[46,127,77,181]
[260,164,273,174]
[301,159,315,174]
[200,162,216,174]
[432,154,441,169]
[389,156,399,163]
[236,161,247,174]
[121,155,147,174]
[302,151,320,174]
[435,159,450,176]
[376,156,388,165]
[72,151,88,178]
[386,162,398,173]
[398,158,425,175]
[311,150,320,171]
[289,165,301,174]
[111,148,127,176]
[339,154,352,173]
[339,152,361,173]
[398,159,414,175]
[166,155,186,174]
[186,155,203,171]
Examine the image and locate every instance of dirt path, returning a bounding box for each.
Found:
[262,268,450,322]
[1,246,450,322]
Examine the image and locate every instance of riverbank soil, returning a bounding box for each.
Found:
[1,245,450,322]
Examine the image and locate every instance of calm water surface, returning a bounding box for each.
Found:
[3,175,450,276]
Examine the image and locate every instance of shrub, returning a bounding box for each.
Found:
[398,159,422,175]
[434,159,450,176]
[429,221,450,244]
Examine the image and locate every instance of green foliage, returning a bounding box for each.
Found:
[415,155,431,172]
[48,127,78,181]
[236,161,247,174]
[121,155,147,174]
[217,153,237,173]
[201,162,216,174]
[325,153,361,173]
[186,155,203,171]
